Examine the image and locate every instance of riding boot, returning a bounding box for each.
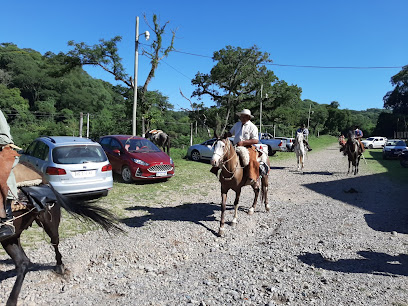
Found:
[0,200,15,241]
[210,166,219,176]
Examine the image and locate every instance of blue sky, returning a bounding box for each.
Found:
[1,0,407,112]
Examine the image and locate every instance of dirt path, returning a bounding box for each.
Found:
[1,144,407,305]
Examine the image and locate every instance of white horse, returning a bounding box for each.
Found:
[295,131,306,171]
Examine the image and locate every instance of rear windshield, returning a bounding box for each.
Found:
[52,145,107,164]
[120,138,161,153]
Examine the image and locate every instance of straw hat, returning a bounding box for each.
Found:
[236,109,254,119]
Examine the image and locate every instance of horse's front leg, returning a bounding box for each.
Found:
[231,189,241,226]
[248,182,260,215]
[218,192,228,237]
[347,159,351,174]
[2,238,31,306]
[262,175,270,212]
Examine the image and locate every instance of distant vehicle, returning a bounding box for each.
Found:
[259,133,287,155]
[187,138,217,162]
[399,151,408,168]
[361,136,387,149]
[382,139,408,159]
[19,136,113,198]
[274,136,295,151]
[99,135,174,183]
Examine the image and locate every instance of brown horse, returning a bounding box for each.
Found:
[211,134,270,237]
[0,147,122,306]
[146,129,171,155]
[344,131,362,175]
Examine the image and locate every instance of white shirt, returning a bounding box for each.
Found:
[230,120,259,145]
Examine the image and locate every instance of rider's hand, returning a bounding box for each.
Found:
[237,141,244,146]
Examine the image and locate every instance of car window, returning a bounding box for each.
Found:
[366,138,374,141]
[120,138,161,152]
[52,145,107,164]
[397,141,406,146]
[25,141,38,156]
[110,139,122,150]
[203,139,215,146]
[99,137,111,149]
[32,141,49,160]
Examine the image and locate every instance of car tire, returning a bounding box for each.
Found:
[190,150,201,161]
[121,166,133,183]
[368,144,373,149]
[268,146,276,156]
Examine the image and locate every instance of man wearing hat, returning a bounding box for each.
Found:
[211,109,260,185]
[0,109,21,241]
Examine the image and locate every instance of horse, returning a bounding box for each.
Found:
[211,134,270,237]
[294,131,306,171]
[0,150,122,306]
[344,131,362,175]
[146,129,171,155]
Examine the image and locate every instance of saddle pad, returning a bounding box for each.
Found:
[15,162,45,187]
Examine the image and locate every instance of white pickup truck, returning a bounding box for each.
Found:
[361,136,388,149]
[258,133,287,155]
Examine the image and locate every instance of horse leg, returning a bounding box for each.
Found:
[348,159,351,174]
[232,189,241,225]
[218,192,227,237]
[248,183,260,215]
[2,238,31,306]
[36,203,65,274]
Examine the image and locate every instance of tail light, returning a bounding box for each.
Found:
[46,167,67,175]
[102,164,112,172]
[278,141,282,146]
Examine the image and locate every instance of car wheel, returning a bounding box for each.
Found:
[368,144,373,149]
[191,150,201,161]
[268,146,276,156]
[121,166,133,183]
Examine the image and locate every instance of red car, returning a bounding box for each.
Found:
[99,135,174,182]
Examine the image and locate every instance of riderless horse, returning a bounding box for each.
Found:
[146,129,170,155]
[294,131,306,171]
[0,148,122,306]
[344,131,362,175]
[211,133,270,237]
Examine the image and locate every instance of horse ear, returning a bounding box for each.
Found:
[213,130,219,139]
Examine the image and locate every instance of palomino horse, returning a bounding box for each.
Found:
[294,131,306,171]
[0,148,122,306]
[344,131,362,175]
[146,129,170,155]
[211,134,270,237]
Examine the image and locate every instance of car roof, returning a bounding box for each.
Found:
[38,136,99,147]
[100,135,146,141]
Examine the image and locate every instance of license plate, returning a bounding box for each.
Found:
[156,171,167,177]
[72,170,96,178]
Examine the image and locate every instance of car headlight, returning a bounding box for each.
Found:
[170,157,173,164]
[133,158,149,166]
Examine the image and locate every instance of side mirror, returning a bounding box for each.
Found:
[113,149,121,154]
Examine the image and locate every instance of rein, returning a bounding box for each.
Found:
[218,139,242,181]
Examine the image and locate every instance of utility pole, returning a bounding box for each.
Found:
[132,16,140,136]
[259,84,263,134]
[79,112,83,138]
[86,113,90,138]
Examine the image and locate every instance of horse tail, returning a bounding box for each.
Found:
[49,184,124,233]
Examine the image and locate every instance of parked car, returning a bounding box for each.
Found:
[187,138,217,162]
[399,151,408,168]
[361,136,387,149]
[382,139,408,159]
[274,136,295,151]
[19,136,113,197]
[99,135,174,183]
[259,133,287,155]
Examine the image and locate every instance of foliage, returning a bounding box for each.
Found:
[384,65,408,115]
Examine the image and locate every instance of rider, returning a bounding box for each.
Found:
[210,109,260,185]
[354,125,365,152]
[0,109,20,241]
[294,124,312,151]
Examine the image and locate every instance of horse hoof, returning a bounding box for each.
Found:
[55,264,65,275]
[248,208,254,215]
[218,228,225,237]
[231,219,237,227]
[265,205,270,212]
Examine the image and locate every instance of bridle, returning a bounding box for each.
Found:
[214,138,241,181]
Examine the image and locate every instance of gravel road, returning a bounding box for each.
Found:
[1,144,407,306]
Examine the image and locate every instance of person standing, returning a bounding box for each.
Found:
[0,109,20,241]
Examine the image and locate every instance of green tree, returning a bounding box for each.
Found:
[384,65,408,114]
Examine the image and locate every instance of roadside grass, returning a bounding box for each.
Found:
[362,149,408,184]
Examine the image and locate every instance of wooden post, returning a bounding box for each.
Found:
[79,112,83,138]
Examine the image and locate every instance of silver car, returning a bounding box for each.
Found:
[187,138,217,161]
[19,136,113,197]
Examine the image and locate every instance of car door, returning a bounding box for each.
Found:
[201,139,216,159]
[101,137,123,172]
[30,141,50,173]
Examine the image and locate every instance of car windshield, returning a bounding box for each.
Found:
[53,145,107,164]
[366,137,374,141]
[120,138,161,153]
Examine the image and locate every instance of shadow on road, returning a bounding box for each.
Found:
[298,251,408,277]
[122,202,224,236]
[303,173,408,234]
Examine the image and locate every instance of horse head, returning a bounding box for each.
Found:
[296,131,304,143]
